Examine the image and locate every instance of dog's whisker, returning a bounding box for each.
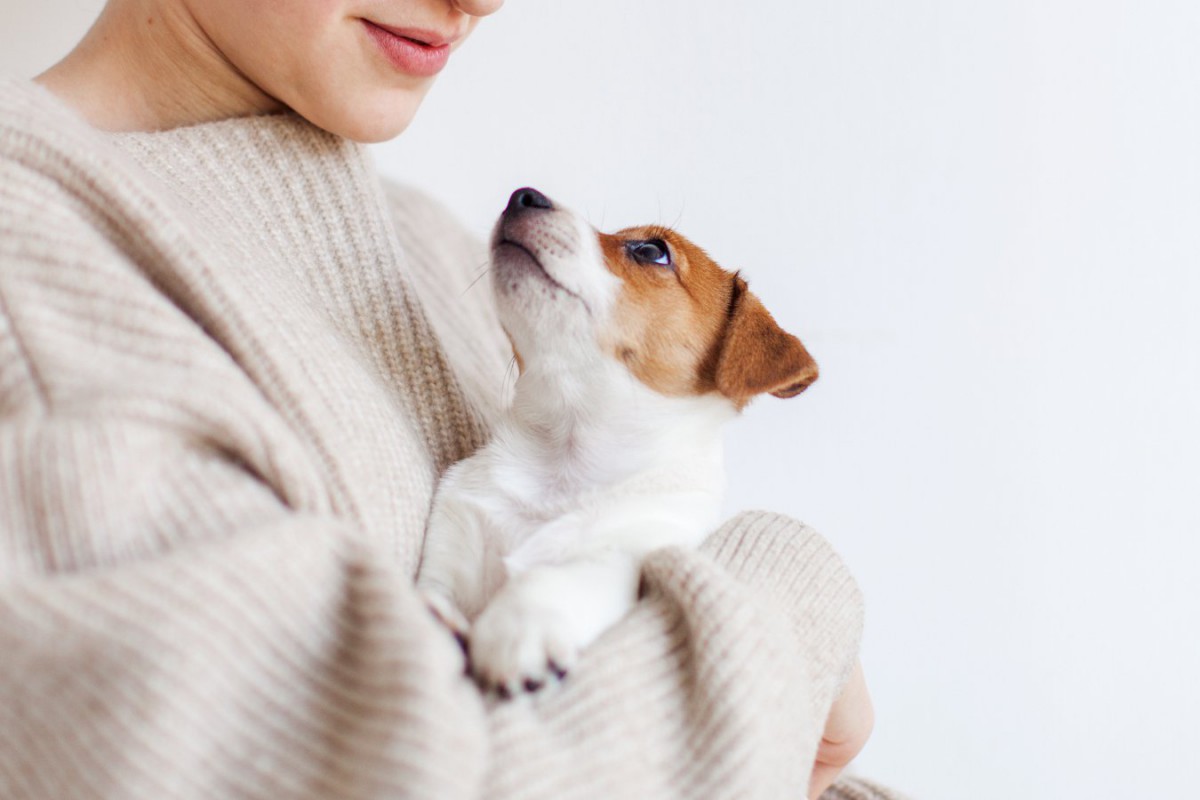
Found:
[461,267,492,296]
[502,354,518,392]
[668,201,686,232]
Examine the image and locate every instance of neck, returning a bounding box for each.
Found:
[35,0,282,132]
[501,355,735,488]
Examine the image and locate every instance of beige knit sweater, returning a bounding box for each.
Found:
[0,79,903,800]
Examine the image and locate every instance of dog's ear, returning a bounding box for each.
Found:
[713,275,818,409]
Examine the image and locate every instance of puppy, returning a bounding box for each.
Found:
[417,187,818,696]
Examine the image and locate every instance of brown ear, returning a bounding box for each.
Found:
[714,276,818,409]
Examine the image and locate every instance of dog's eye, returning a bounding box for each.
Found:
[627,239,672,267]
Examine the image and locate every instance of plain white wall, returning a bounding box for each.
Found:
[6,2,1199,799]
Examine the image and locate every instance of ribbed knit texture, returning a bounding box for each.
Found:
[0,79,902,800]
[823,777,913,800]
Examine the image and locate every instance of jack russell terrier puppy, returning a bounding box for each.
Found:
[417,187,818,696]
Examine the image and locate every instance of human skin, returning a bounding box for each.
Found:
[811,661,875,799]
[33,0,874,791]
[35,0,504,141]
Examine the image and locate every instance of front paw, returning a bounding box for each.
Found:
[419,589,471,652]
[468,595,579,697]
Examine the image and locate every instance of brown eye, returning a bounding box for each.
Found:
[626,239,672,267]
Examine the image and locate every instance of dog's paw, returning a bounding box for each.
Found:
[420,589,471,652]
[468,594,579,697]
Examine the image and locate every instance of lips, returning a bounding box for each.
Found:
[362,20,454,77]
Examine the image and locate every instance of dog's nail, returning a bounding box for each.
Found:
[523,678,544,693]
[549,661,567,680]
[452,630,468,653]
[496,684,512,700]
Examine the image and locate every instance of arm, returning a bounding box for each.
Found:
[0,155,498,798]
[0,411,489,800]
[479,512,867,798]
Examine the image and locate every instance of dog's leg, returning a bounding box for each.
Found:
[416,497,494,643]
[468,551,640,695]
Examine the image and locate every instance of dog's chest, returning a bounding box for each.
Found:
[440,436,724,568]
[466,450,638,535]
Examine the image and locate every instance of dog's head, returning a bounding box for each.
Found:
[490,187,817,410]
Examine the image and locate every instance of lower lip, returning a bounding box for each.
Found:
[362,20,450,77]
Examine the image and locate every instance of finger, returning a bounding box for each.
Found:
[809,761,844,800]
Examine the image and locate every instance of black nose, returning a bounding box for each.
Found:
[507,187,553,213]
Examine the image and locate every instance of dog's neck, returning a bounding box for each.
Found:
[497,352,735,491]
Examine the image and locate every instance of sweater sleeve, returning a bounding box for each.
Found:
[381,181,515,428]
[0,172,491,798]
[0,411,490,800]
[0,408,887,800]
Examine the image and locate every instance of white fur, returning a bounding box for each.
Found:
[417,196,736,694]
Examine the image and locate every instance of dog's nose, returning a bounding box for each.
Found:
[507,187,553,213]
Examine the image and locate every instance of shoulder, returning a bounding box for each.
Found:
[0,82,248,421]
[0,78,157,264]
[379,180,513,424]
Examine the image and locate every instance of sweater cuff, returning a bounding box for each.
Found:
[700,510,866,717]
[822,774,914,800]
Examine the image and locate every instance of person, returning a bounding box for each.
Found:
[0,1,898,797]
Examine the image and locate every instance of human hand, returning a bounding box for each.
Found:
[808,660,875,799]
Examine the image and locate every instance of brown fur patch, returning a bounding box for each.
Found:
[596,227,817,409]
[714,276,818,409]
[504,329,525,375]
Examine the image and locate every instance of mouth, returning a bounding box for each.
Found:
[496,240,590,311]
[361,20,456,77]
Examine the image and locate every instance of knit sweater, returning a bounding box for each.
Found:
[0,79,901,800]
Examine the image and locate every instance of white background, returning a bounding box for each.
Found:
[5,2,1199,798]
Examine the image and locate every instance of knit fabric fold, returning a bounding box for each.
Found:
[0,79,900,799]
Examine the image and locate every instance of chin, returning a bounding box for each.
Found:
[296,88,427,144]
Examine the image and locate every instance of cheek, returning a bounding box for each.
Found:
[190,1,340,69]
[601,286,715,396]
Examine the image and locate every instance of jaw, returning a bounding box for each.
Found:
[493,241,587,307]
[489,205,618,373]
[492,240,593,339]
